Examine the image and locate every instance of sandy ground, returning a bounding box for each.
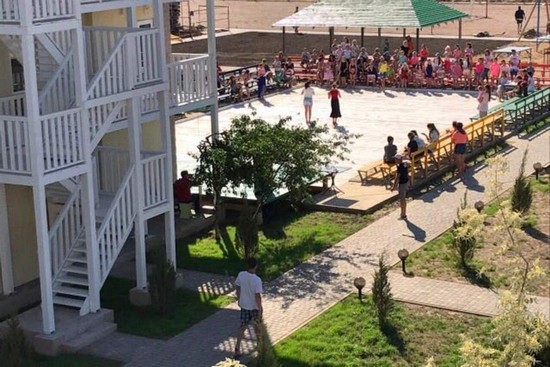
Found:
[177,1,550,63]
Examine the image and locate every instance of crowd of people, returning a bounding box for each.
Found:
[297,37,537,97]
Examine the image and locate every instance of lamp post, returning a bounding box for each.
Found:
[353,277,366,302]
[533,162,543,180]
[397,249,409,275]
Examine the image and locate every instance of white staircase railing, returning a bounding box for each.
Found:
[42,108,84,172]
[49,183,83,279]
[142,152,168,210]
[0,0,19,22]
[0,93,25,116]
[0,116,30,174]
[87,28,161,100]
[168,53,212,106]
[83,28,126,79]
[39,48,75,114]
[97,165,136,282]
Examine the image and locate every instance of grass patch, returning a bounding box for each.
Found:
[405,177,549,292]
[36,354,122,367]
[275,295,491,367]
[177,211,371,280]
[100,277,232,339]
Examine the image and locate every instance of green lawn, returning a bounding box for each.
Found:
[100,277,232,339]
[36,354,122,367]
[275,296,492,367]
[177,211,371,281]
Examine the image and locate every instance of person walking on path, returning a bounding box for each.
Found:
[515,6,526,34]
[233,258,263,359]
[391,153,410,220]
[328,83,341,127]
[301,81,314,126]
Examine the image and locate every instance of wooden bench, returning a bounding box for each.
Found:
[357,160,395,185]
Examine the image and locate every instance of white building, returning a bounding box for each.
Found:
[0,0,218,339]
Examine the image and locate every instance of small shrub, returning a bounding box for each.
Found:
[149,247,177,316]
[371,254,394,326]
[451,194,485,268]
[213,358,247,367]
[0,317,35,367]
[236,204,259,260]
[511,150,532,214]
[251,321,280,367]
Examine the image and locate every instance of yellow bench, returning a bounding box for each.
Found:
[357,160,395,185]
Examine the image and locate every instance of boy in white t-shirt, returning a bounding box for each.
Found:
[233,258,263,359]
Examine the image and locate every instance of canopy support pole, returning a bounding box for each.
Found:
[415,28,419,53]
[361,27,365,47]
[377,28,381,48]
[403,28,406,38]
[282,26,286,55]
[458,18,462,41]
[329,26,334,50]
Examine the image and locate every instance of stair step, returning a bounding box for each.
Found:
[73,239,87,253]
[68,253,87,263]
[61,321,117,353]
[64,264,88,275]
[54,285,88,298]
[53,295,85,309]
[58,275,89,286]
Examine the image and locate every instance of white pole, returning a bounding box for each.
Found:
[21,25,56,333]
[206,0,219,136]
[154,0,176,267]
[0,184,14,295]
[128,97,147,289]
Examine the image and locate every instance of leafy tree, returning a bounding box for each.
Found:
[235,203,259,260]
[193,133,236,241]
[510,150,533,215]
[194,114,355,257]
[461,155,550,366]
[371,254,394,326]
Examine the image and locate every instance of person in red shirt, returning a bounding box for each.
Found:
[327,83,341,127]
[173,170,201,214]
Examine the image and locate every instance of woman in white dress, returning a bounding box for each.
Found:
[301,81,315,125]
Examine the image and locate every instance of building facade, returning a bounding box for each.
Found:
[0,0,218,335]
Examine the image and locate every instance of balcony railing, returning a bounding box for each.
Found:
[168,53,214,107]
[0,0,74,24]
[0,116,31,174]
[42,108,84,172]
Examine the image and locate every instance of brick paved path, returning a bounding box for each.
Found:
[84,127,550,366]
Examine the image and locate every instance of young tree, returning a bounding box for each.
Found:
[194,114,355,257]
[510,150,533,215]
[451,194,485,268]
[371,254,394,326]
[193,133,236,241]
[461,154,550,366]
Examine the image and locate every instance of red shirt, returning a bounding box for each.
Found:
[173,177,192,202]
[329,89,339,100]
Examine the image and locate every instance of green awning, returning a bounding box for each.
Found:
[273,0,468,29]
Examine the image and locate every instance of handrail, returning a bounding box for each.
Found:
[86,35,126,99]
[48,183,82,243]
[38,47,75,114]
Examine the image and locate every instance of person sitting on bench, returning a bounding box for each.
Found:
[173,170,202,215]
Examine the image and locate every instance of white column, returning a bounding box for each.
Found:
[128,97,147,289]
[0,184,14,295]
[154,0,176,266]
[22,31,55,334]
[127,6,138,28]
[206,0,219,135]
[73,22,101,312]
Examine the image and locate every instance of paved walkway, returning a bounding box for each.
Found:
[85,125,550,366]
